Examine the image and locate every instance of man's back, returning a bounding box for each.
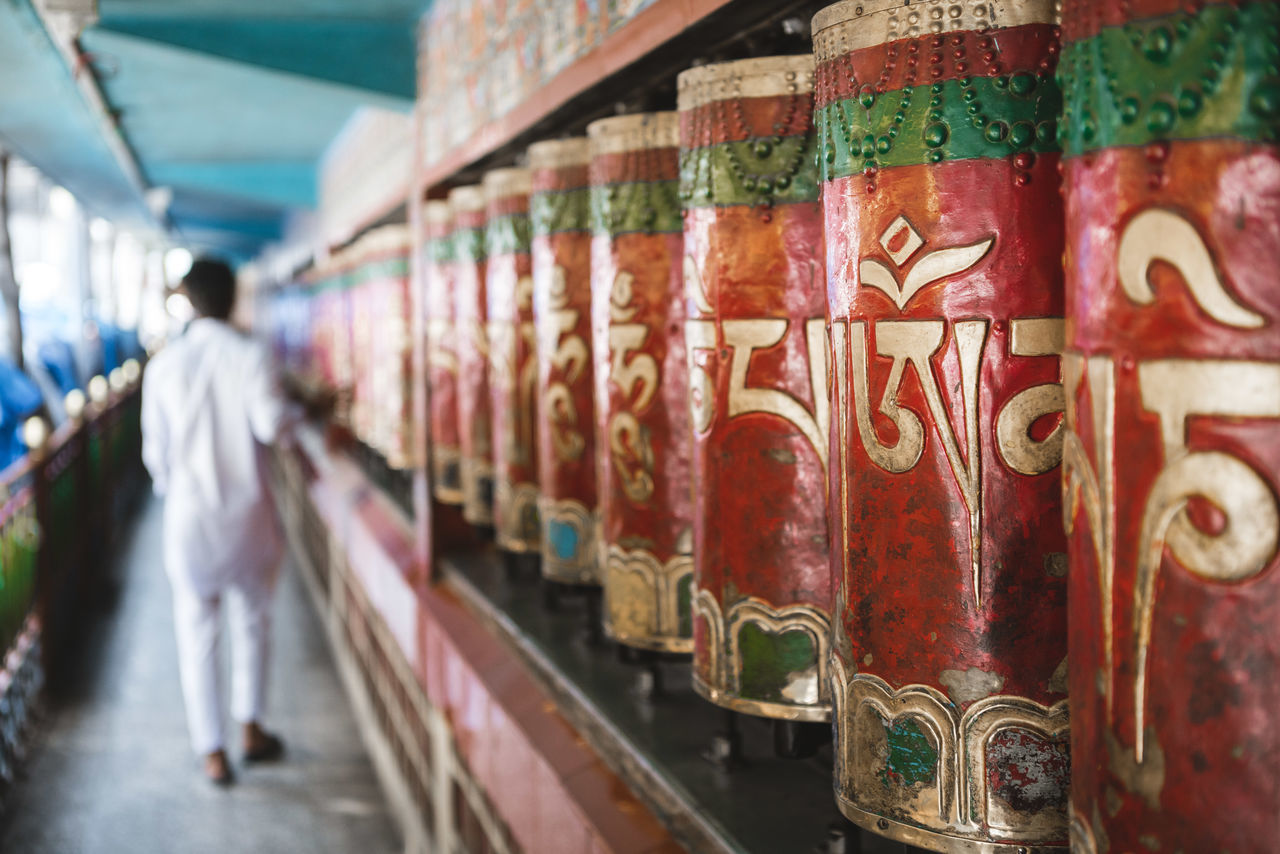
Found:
[142,318,289,589]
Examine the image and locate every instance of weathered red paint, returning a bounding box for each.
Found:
[450,186,495,527]
[366,230,413,469]
[485,170,540,553]
[816,1,1070,848]
[1061,67,1280,854]
[588,113,693,653]
[424,201,464,505]
[530,139,599,584]
[349,272,377,449]
[679,56,833,721]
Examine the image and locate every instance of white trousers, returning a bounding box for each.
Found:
[169,563,280,755]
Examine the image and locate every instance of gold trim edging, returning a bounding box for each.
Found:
[838,800,1066,854]
[602,545,693,654]
[812,0,1059,62]
[692,589,833,720]
[832,658,1069,850]
[692,678,831,722]
[431,445,464,505]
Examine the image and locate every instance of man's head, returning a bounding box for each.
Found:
[182,257,236,320]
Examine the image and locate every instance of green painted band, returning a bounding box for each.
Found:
[1059,2,1280,155]
[816,75,1061,181]
[426,238,454,264]
[590,181,683,236]
[361,258,409,278]
[485,213,532,257]
[679,136,820,208]
[452,227,486,263]
[532,187,591,236]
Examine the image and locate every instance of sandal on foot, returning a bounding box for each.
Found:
[243,732,285,763]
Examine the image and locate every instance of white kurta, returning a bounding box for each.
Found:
[141,317,294,754]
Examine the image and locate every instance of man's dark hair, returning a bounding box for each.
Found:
[183,257,236,320]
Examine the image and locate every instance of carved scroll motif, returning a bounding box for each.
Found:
[832,664,1069,838]
[604,545,694,646]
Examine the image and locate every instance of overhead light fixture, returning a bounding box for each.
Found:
[36,0,98,39]
[145,186,173,220]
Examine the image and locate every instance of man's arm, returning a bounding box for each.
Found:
[246,343,300,447]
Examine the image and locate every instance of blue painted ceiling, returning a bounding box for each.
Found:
[0,0,430,262]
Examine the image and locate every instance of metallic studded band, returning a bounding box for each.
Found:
[528,137,591,170]
[586,112,680,156]
[812,0,1059,61]
[676,55,815,112]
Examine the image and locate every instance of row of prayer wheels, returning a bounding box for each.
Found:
[301,225,415,469]
[282,0,1277,851]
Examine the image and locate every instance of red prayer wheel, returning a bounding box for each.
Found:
[1059,2,1280,851]
[450,185,495,527]
[366,225,413,469]
[529,138,600,584]
[814,0,1070,849]
[588,113,694,653]
[677,55,833,721]
[349,252,377,449]
[484,168,541,553]
[424,200,465,504]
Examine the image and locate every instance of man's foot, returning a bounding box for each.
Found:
[205,749,234,787]
[242,721,285,763]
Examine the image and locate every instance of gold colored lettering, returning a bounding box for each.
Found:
[1118,209,1265,329]
[1062,353,1116,718]
[609,411,655,503]
[849,319,988,606]
[996,318,1066,477]
[544,265,588,463]
[1130,359,1280,762]
[722,318,830,471]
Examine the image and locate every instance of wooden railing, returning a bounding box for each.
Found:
[0,362,147,794]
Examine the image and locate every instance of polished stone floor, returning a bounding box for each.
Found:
[0,495,401,854]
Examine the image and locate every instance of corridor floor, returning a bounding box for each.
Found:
[0,495,402,854]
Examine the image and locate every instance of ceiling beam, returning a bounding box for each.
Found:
[93,16,416,102]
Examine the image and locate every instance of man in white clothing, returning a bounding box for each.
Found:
[141,257,294,785]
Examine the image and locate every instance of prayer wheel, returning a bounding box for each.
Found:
[326,274,355,427]
[450,185,495,527]
[424,200,465,504]
[1058,3,1280,851]
[588,113,693,653]
[349,251,377,449]
[529,138,599,584]
[814,1,1070,849]
[677,56,833,721]
[367,225,413,469]
[484,168,541,554]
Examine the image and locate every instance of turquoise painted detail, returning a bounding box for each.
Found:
[548,518,581,561]
[880,716,939,789]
